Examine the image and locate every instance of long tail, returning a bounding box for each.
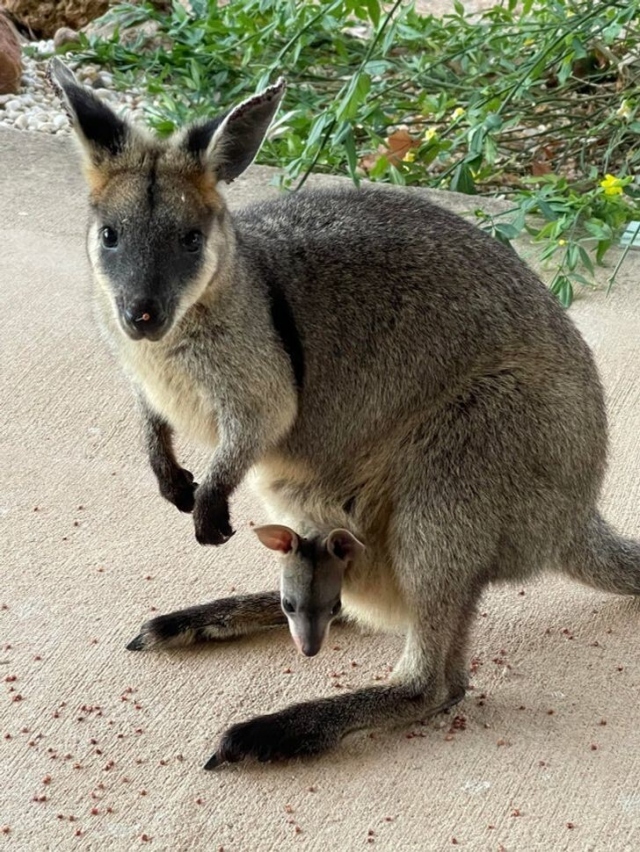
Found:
[559,511,640,596]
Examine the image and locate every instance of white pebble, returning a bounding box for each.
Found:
[14,114,29,130]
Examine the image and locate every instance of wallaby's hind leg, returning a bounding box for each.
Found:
[559,512,640,596]
[444,597,479,698]
[207,629,462,768]
[127,591,286,651]
[207,542,484,767]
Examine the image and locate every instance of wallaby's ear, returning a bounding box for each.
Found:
[254,524,299,555]
[47,57,129,163]
[182,78,286,183]
[326,529,365,563]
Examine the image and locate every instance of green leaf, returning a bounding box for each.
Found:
[578,245,594,275]
[364,0,381,28]
[336,73,371,122]
[596,239,612,265]
[342,125,360,184]
[550,274,573,308]
[451,162,476,195]
[494,222,520,241]
[537,199,557,221]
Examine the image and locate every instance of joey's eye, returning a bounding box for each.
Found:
[181,230,204,253]
[101,227,118,248]
[331,600,342,617]
[282,599,295,614]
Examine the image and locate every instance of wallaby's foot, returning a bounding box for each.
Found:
[159,466,198,513]
[127,592,286,651]
[193,487,235,546]
[205,705,342,768]
[206,683,465,769]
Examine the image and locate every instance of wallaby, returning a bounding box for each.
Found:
[49,58,640,770]
[254,524,364,657]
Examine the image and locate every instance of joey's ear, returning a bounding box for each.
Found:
[326,529,365,563]
[254,524,299,555]
[181,78,286,183]
[47,57,129,163]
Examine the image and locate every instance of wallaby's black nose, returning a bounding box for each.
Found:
[122,299,166,339]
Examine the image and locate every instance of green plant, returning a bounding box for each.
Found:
[65,0,640,303]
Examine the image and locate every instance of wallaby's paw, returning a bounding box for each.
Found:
[159,467,198,513]
[193,489,235,546]
[206,709,337,768]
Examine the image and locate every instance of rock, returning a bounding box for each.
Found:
[0,12,22,95]
[53,27,80,49]
[91,71,113,89]
[52,114,68,130]
[2,1,109,39]
[3,0,178,40]
[3,97,23,111]
[84,17,168,51]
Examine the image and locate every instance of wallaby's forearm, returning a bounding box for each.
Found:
[193,364,297,544]
[142,404,197,513]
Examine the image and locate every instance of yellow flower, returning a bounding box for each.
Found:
[558,239,566,246]
[452,107,466,120]
[402,150,416,163]
[600,174,624,196]
[423,127,438,143]
[616,99,633,120]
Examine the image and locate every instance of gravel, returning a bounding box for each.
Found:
[0,41,151,135]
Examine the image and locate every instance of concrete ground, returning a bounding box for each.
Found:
[1,126,639,852]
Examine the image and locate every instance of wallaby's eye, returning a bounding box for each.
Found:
[282,598,295,614]
[101,227,118,249]
[181,230,204,253]
[331,600,342,617]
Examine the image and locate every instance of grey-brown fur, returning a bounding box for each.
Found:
[49,58,640,769]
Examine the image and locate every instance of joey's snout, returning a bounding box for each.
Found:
[120,298,169,341]
[299,638,323,658]
[289,619,330,658]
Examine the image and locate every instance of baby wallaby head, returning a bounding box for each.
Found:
[47,58,284,343]
[255,525,365,657]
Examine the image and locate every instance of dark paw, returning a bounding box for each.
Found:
[159,467,198,513]
[193,490,234,546]
[205,710,336,768]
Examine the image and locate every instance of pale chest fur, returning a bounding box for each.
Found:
[125,341,219,448]
[342,559,412,633]
[100,310,218,449]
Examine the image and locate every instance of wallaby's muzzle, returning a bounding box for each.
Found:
[120,297,169,341]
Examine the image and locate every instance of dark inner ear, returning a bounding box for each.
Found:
[65,86,128,156]
[184,113,228,157]
[330,538,348,561]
